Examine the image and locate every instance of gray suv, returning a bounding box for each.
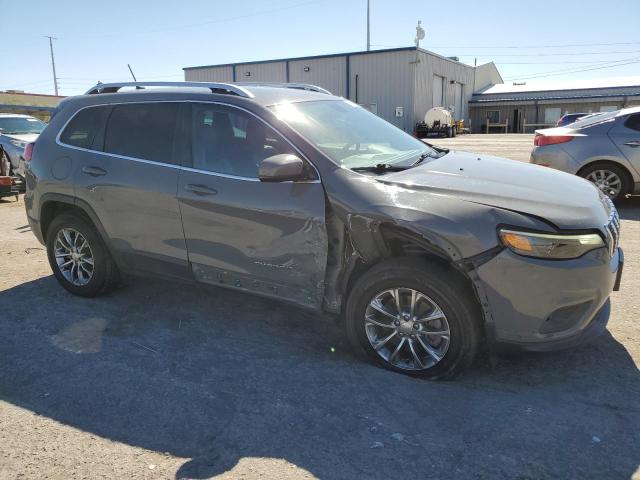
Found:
[24,81,623,379]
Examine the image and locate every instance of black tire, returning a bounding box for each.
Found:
[345,257,482,380]
[46,213,119,297]
[578,162,632,203]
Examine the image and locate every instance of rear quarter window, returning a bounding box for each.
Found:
[59,106,110,149]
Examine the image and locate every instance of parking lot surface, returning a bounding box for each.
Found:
[430,133,536,163]
[1,135,638,479]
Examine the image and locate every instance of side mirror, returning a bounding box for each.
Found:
[258,154,307,182]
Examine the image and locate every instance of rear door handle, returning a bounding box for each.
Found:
[184,184,217,196]
[82,166,107,176]
[623,141,640,147]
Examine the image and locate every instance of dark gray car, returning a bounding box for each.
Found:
[24,82,623,379]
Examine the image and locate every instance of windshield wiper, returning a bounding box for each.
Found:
[351,163,408,174]
[411,148,448,166]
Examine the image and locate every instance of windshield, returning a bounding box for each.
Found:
[0,117,47,135]
[270,100,436,169]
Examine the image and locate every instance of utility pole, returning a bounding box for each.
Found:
[366,0,370,51]
[45,36,59,96]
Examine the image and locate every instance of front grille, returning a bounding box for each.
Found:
[605,203,621,258]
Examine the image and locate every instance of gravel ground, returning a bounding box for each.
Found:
[1,141,639,479]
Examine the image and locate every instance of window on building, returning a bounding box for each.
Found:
[599,105,618,113]
[625,113,640,132]
[191,103,293,178]
[59,106,110,149]
[544,107,562,124]
[486,110,500,124]
[104,103,181,164]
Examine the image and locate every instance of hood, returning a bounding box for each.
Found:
[1,133,39,144]
[382,151,610,230]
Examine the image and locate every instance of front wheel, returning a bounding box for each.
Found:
[345,258,482,379]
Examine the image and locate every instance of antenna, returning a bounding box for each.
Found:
[415,21,425,49]
[44,36,59,96]
[127,64,138,82]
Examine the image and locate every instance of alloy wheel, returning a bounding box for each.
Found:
[54,228,94,286]
[586,169,622,199]
[364,288,451,370]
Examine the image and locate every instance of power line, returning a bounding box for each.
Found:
[58,0,327,40]
[505,58,640,81]
[456,50,640,57]
[424,41,640,49]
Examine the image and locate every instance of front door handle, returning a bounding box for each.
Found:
[185,184,218,196]
[82,166,107,176]
[623,141,640,148]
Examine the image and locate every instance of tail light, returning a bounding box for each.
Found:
[534,134,574,147]
[24,142,35,161]
[0,177,12,186]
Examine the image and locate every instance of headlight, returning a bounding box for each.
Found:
[499,228,604,259]
[9,139,26,149]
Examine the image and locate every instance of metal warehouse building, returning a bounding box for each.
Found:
[470,77,640,133]
[184,47,502,133]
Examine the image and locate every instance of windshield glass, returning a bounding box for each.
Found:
[270,100,435,169]
[0,117,47,134]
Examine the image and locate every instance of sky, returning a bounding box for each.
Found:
[1,0,639,96]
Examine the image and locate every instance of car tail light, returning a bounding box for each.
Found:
[24,142,35,161]
[0,177,12,186]
[534,134,574,147]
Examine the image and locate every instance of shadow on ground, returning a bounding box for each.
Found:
[1,273,638,479]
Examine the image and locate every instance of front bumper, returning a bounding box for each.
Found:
[477,246,622,351]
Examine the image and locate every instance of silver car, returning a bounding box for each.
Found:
[0,113,47,178]
[530,106,640,202]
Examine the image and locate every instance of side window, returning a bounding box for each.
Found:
[59,106,110,149]
[104,103,180,164]
[486,110,500,124]
[624,114,640,132]
[191,104,294,178]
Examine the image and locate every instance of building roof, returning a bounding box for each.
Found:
[477,76,640,95]
[183,46,471,71]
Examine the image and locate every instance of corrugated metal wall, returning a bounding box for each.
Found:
[470,97,640,133]
[185,66,234,82]
[289,56,347,97]
[413,51,475,129]
[183,49,477,132]
[235,62,287,82]
[348,50,415,131]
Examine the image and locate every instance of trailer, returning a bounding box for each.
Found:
[415,107,457,138]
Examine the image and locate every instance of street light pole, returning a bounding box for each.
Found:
[366,0,370,51]
[45,36,59,96]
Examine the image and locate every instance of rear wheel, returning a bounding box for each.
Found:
[345,258,481,379]
[46,213,119,297]
[579,163,631,203]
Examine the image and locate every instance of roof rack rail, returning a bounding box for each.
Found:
[236,82,332,95]
[84,81,254,98]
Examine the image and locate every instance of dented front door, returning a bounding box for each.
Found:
[176,102,328,308]
[178,171,327,309]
